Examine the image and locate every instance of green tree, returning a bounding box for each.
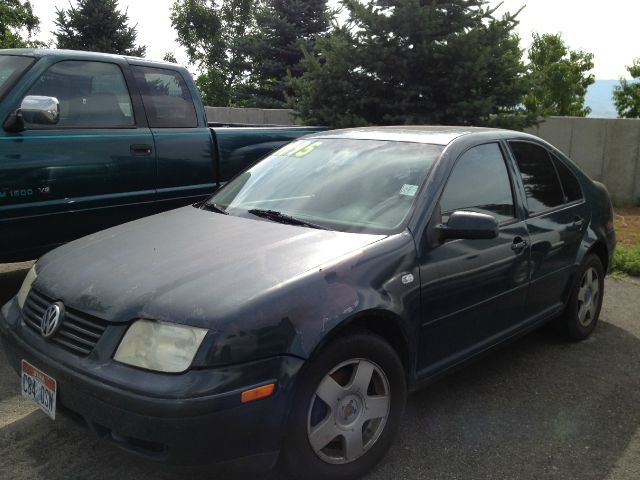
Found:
[171,0,257,106]
[613,59,640,119]
[54,0,146,56]
[524,33,594,117]
[241,0,330,108]
[291,0,532,129]
[163,52,178,63]
[0,0,41,48]
[289,26,369,127]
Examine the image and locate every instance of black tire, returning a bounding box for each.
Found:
[279,331,406,480]
[561,253,605,340]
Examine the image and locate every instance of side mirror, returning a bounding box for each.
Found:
[20,95,60,125]
[438,211,499,241]
[3,95,60,133]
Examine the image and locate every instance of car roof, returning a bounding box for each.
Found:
[0,48,178,68]
[307,126,529,146]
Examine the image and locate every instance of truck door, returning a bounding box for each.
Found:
[0,58,156,259]
[131,65,217,210]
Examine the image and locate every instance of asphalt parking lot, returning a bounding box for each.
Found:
[0,261,639,480]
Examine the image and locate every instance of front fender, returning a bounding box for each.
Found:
[194,233,420,367]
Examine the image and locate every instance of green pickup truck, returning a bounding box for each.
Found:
[0,49,321,262]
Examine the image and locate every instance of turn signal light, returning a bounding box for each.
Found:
[241,383,275,403]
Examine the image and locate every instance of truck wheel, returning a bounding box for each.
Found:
[279,331,406,480]
[561,253,605,340]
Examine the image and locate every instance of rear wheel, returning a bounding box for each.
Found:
[561,253,605,340]
[279,331,406,480]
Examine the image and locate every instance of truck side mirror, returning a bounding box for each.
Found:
[21,96,60,125]
[3,95,60,133]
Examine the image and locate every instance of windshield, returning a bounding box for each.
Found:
[0,55,35,100]
[206,138,443,234]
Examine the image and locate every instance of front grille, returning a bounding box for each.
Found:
[22,289,109,356]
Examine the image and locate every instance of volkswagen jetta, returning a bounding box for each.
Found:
[0,127,616,479]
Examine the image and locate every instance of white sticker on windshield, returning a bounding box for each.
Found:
[400,184,419,197]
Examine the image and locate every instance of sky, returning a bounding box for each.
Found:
[25,0,640,79]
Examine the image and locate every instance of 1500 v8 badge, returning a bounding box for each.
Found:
[0,186,50,200]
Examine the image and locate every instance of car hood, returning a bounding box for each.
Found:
[34,206,384,326]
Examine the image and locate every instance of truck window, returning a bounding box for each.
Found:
[0,55,35,100]
[132,66,197,128]
[24,60,134,128]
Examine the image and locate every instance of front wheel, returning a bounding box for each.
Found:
[279,331,406,480]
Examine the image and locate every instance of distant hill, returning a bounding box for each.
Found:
[585,80,619,118]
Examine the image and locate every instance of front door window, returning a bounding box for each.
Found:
[24,60,134,128]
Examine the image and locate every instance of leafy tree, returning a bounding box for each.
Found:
[524,33,594,117]
[171,0,257,106]
[290,0,533,129]
[54,0,146,57]
[0,0,41,48]
[613,59,640,119]
[241,0,330,108]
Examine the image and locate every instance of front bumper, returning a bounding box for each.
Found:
[0,298,304,467]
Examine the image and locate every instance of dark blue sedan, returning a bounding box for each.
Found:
[1,127,616,479]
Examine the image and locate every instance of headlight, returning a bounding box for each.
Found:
[114,319,208,373]
[17,265,37,310]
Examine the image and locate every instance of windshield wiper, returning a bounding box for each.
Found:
[202,202,229,215]
[248,209,331,230]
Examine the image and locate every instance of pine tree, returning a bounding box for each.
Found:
[524,33,595,117]
[291,0,533,129]
[163,52,178,63]
[54,0,146,57]
[0,0,41,48]
[241,0,330,108]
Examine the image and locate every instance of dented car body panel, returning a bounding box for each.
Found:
[31,206,410,366]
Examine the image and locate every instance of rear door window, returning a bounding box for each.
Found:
[440,143,516,223]
[509,141,564,214]
[24,60,134,128]
[132,66,197,128]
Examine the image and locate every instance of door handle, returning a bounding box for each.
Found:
[130,144,153,156]
[511,237,528,253]
[572,216,585,230]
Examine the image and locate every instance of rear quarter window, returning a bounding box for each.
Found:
[552,154,583,203]
[132,66,197,128]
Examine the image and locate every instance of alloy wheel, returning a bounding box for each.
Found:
[306,358,391,465]
[577,266,600,327]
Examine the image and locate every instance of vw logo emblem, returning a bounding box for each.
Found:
[41,303,63,339]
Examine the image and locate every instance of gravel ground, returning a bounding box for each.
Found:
[0,261,639,480]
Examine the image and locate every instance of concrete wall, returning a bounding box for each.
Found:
[526,117,640,206]
[205,106,299,126]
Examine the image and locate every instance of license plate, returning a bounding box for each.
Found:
[21,360,57,420]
